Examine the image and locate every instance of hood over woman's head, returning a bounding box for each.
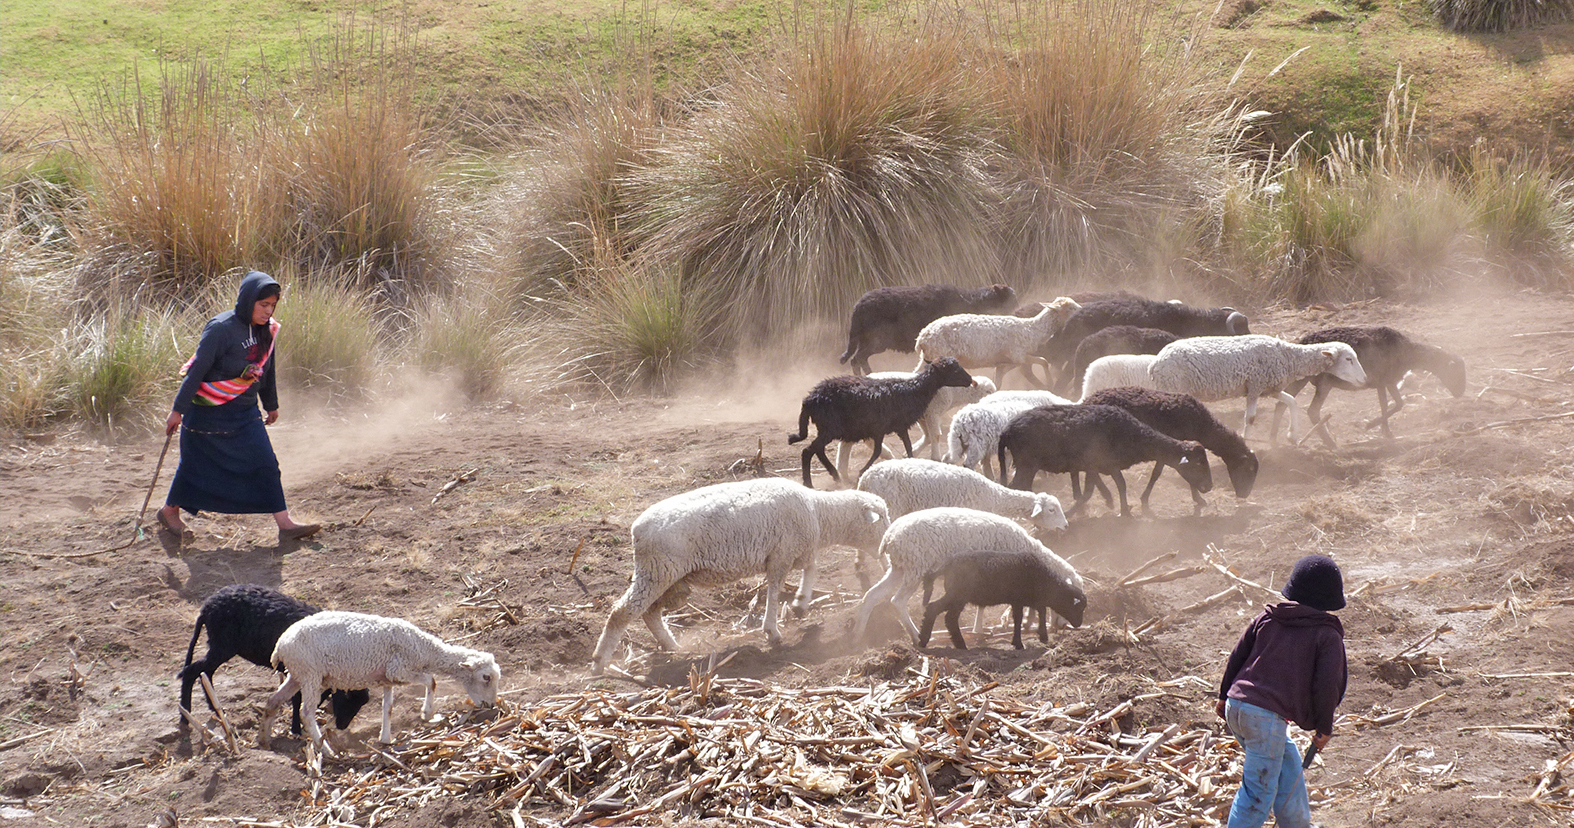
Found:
[234,271,281,323]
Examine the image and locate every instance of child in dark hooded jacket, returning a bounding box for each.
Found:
[1214,554,1348,828]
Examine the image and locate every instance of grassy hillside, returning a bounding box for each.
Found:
[3,0,1572,430]
[7,0,1574,156]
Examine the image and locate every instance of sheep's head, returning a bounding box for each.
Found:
[1046,573,1087,628]
[1226,449,1259,498]
[459,652,501,707]
[985,284,1018,308]
[1224,309,1250,335]
[1323,342,1367,387]
[924,356,976,388]
[1029,494,1068,533]
[1435,353,1467,397]
[1173,442,1213,494]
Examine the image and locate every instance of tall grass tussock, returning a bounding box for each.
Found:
[4,2,1574,428]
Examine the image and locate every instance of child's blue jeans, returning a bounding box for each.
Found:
[1224,698,1311,828]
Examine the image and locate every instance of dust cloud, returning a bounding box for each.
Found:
[270,374,469,488]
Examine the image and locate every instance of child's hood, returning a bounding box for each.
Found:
[1266,601,1344,634]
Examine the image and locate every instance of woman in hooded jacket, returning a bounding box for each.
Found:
[156,271,320,544]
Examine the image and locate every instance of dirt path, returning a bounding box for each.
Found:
[3,289,1574,826]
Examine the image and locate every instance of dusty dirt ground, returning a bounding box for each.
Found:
[4,287,1574,827]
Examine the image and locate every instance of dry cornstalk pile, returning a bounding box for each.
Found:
[292,663,1334,827]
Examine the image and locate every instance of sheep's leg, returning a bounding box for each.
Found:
[258,674,301,749]
[1303,381,1339,446]
[893,581,925,643]
[1368,384,1402,438]
[970,604,990,636]
[1036,606,1049,644]
[1140,462,1167,512]
[895,428,915,459]
[852,570,901,641]
[1008,604,1027,649]
[1111,471,1131,517]
[918,597,944,648]
[297,677,332,758]
[791,554,818,617]
[915,415,939,460]
[643,603,682,651]
[1269,392,1306,445]
[591,573,666,675]
[834,441,853,480]
[1241,395,1261,441]
[761,567,788,646]
[1090,475,1115,509]
[806,437,840,488]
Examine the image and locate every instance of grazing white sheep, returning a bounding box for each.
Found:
[1148,334,1367,444]
[852,507,1082,645]
[944,390,1074,477]
[833,374,997,477]
[1076,353,1160,400]
[914,297,1081,388]
[856,458,1067,534]
[259,611,501,757]
[591,479,889,676]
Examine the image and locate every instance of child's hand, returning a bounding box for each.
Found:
[1214,699,1227,720]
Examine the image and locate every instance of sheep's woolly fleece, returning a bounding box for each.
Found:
[857,457,1067,533]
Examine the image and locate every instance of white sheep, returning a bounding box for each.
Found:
[944,390,1074,477]
[591,479,889,676]
[856,458,1067,534]
[259,610,501,756]
[834,374,997,477]
[1077,353,1159,400]
[1148,334,1367,444]
[914,297,1081,388]
[851,507,1082,645]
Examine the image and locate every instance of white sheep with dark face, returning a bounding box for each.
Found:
[259,611,500,757]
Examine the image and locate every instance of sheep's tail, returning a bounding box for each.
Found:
[787,405,810,444]
[996,441,1010,486]
[838,335,856,365]
[181,612,205,674]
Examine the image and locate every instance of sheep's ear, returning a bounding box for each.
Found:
[865,508,883,524]
[1030,501,1043,518]
[1177,456,1190,466]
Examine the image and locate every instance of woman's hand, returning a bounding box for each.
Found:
[265,409,279,425]
[1214,699,1227,720]
[165,411,182,435]
[1313,732,1331,751]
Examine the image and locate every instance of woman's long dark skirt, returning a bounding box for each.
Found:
[165,401,287,515]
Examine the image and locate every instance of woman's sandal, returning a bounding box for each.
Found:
[156,509,194,541]
[278,523,322,542]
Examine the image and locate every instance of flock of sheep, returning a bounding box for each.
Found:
[175,282,1467,762]
[593,283,1467,676]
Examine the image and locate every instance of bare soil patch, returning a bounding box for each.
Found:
[4,289,1574,826]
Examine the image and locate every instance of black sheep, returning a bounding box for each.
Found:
[997,403,1212,517]
[1012,290,1149,318]
[1041,297,1250,379]
[1080,386,1259,514]
[789,357,976,487]
[839,284,1017,375]
[1070,325,1181,394]
[178,584,370,735]
[918,549,1087,650]
[1272,325,1467,444]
